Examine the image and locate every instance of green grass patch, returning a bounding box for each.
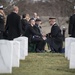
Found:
[0,53,75,75]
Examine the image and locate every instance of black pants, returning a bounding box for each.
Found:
[31,37,46,51]
[46,37,63,53]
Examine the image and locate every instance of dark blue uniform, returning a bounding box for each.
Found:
[46,24,63,52]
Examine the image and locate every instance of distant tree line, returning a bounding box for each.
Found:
[0,0,75,16]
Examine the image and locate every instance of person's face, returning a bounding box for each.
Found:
[26,14,30,19]
[31,20,35,25]
[34,13,37,16]
[15,7,19,14]
[36,21,42,25]
[49,19,56,26]
[0,9,4,13]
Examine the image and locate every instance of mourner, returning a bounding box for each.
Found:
[23,18,45,52]
[5,5,22,40]
[33,18,46,52]
[0,5,5,39]
[21,14,30,35]
[68,6,75,37]
[33,12,40,20]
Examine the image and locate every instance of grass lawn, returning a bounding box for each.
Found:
[0,53,75,75]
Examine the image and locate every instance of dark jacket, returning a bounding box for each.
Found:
[21,19,29,34]
[47,24,63,51]
[33,24,42,37]
[0,14,4,32]
[51,24,62,38]
[5,12,22,40]
[23,24,41,42]
[68,14,75,37]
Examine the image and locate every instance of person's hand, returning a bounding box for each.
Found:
[42,36,46,40]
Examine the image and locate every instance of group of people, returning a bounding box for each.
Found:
[0,5,63,53]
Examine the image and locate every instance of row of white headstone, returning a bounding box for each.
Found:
[65,37,75,69]
[0,36,28,73]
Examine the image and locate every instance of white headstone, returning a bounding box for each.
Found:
[9,41,20,67]
[65,37,71,58]
[69,42,75,69]
[14,36,28,60]
[0,40,13,73]
[65,37,75,60]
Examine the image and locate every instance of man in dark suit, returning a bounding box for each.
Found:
[68,7,75,37]
[46,17,63,53]
[5,6,22,40]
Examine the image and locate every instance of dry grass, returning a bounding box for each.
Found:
[0,53,75,75]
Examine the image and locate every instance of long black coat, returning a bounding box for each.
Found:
[68,14,75,37]
[24,24,42,42]
[5,12,22,40]
[33,24,46,50]
[0,14,5,39]
[47,24,63,51]
[21,19,29,35]
[33,24,42,37]
[0,14,4,32]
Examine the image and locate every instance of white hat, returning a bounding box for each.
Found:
[0,5,3,10]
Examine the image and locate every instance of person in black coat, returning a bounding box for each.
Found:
[23,18,45,52]
[21,14,30,35]
[0,5,5,39]
[33,19,46,52]
[23,18,41,41]
[68,9,75,37]
[5,6,22,40]
[46,18,63,53]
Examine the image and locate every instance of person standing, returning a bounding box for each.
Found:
[68,6,75,37]
[46,17,63,53]
[0,5,5,39]
[21,14,30,35]
[5,5,22,40]
[33,12,40,20]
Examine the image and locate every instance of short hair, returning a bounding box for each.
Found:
[29,18,35,22]
[35,19,41,22]
[22,14,26,18]
[49,17,56,19]
[13,5,19,11]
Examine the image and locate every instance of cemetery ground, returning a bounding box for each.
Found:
[0,53,75,75]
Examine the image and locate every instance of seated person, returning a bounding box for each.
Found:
[23,18,45,53]
[46,17,63,53]
[33,19,46,52]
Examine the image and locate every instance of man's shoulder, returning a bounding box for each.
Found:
[52,24,60,29]
[53,24,58,27]
[34,24,38,27]
[71,14,75,17]
[8,12,20,17]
